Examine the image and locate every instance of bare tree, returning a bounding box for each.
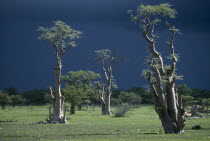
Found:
[95,49,120,115]
[129,4,185,134]
[38,21,82,123]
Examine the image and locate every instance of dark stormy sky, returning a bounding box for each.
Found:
[0,0,210,92]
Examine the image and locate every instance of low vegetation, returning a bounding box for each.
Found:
[1,105,210,141]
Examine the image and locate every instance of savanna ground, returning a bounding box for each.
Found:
[0,105,210,141]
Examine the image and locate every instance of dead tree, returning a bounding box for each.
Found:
[129,4,185,134]
[95,49,121,115]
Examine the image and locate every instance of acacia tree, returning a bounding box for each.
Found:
[62,70,100,114]
[38,21,82,123]
[129,4,185,134]
[95,49,120,115]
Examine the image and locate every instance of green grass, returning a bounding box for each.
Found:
[0,105,210,141]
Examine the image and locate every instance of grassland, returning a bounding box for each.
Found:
[0,105,210,141]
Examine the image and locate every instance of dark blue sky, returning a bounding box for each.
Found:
[0,0,210,92]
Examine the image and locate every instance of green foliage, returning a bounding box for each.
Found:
[127,87,152,104]
[118,91,142,105]
[95,49,121,65]
[10,95,24,107]
[111,75,118,89]
[181,95,194,109]
[62,70,100,87]
[22,89,48,105]
[142,69,152,79]
[113,103,131,117]
[95,49,112,61]
[177,84,192,96]
[62,70,101,106]
[136,3,177,19]
[4,87,19,95]
[38,21,82,48]
[201,98,210,109]
[0,91,11,109]
[173,73,184,80]
[166,53,180,61]
[1,105,210,140]
[191,88,210,99]
[37,20,82,59]
[43,93,51,104]
[111,87,150,104]
[63,86,84,106]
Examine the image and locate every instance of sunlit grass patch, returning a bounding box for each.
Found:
[0,105,210,141]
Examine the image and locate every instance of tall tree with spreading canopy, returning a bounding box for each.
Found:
[129,4,185,134]
[38,21,82,123]
[95,49,121,115]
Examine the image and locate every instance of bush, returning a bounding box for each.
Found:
[113,103,131,117]
[0,91,11,109]
[10,95,24,107]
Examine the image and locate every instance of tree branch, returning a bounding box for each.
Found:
[166,19,177,76]
[101,61,108,81]
[149,44,166,75]
[142,19,165,75]
[97,80,105,104]
[48,86,55,99]
[61,45,73,57]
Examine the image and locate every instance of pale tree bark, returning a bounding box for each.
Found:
[104,64,112,115]
[48,50,67,123]
[95,51,120,116]
[141,18,185,134]
[97,80,109,115]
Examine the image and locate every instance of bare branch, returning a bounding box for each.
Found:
[48,86,55,99]
[149,44,166,75]
[61,45,73,57]
[101,61,108,81]
[97,80,105,104]
[0,117,17,123]
[166,19,177,76]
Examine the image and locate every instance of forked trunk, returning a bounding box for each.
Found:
[98,81,111,115]
[152,83,185,134]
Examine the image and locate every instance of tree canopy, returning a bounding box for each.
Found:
[38,20,82,58]
[62,70,101,110]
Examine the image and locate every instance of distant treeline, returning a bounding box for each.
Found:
[0,85,210,109]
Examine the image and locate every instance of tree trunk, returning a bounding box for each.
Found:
[104,94,111,115]
[49,58,67,123]
[101,102,106,115]
[103,71,112,115]
[70,104,75,114]
[152,82,185,134]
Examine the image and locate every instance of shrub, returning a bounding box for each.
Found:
[0,91,11,109]
[113,103,131,117]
